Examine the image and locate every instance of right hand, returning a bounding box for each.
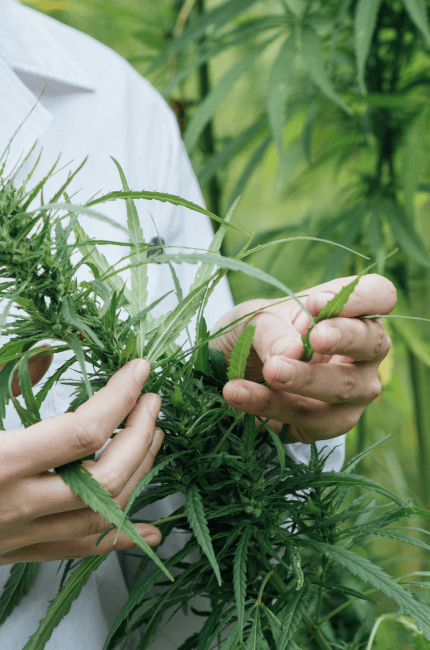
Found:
[0,358,164,565]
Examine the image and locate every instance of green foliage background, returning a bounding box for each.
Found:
[21,0,430,642]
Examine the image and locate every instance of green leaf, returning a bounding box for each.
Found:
[74,222,132,307]
[401,107,430,218]
[403,0,430,46]
[194,317,212,375]
[86,190,246,234]
[267,35,295,167]
[0,563,39,626]
[11,396,40,428]
[301,276,360,361]
[110,157,148,356]
[153,252,314,326]
[227,134,272,208]
[245,604,263,650]
[23,555,106,650]
[189,196,239,296]
[317,276,361,322]
[186,485,222,586]
[184,38,275,153]
[18,351,41,421]
[61,297,104,348]
[300,28,351,114]
[260,419,286,476]
[227,321,256,381]
[279,586,309,650]
[58,461,173,581]
[298,539,430,639]
[234,526,252,643]
[384,201,430,267]
[354,0,382,94]
[197,115,268,188]
[0,361,16,428]
[359,527,430,553]
[115,452,185,541]
[63,333,92,398]
[146,0,262,73]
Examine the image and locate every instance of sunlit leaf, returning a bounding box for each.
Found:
[354,0,382,93]
[186,485,222,586]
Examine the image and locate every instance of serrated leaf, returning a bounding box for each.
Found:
[301,276,360,361]
[403,0,430,46]
[298,539,430,639]
[354,0,382,94]
[0,563,39,626]
[267,34,295,167]
[74,222,132,308]
[115,452,185,542]
[279,586,309,650]
[234,526,252,643]
[61,297,104,347]
[86,190,246,234]
[190,197,239,295]
[110,156,148,355]
[58,461,173,581]
[359,527,430,553]
[18,350,41,421]
[186,485,222,586]
[194,317,212,375]
[184,39,274,153]
[23,555,106,650]
[262,419,286,475]
[301,28,351,114]
[245,604,262,650]
[154,252,314,326]
[227,322,256,381]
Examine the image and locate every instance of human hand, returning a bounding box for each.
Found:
[0,342,54,397]
[211,274,396,444]
[0,359,163,564]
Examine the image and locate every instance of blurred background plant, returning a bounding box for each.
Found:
[20,0,430,644]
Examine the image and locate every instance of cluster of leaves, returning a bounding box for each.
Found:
[1,145,430,650]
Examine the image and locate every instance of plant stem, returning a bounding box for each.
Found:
[319,586,377,626]
[212,413,242,454]
[150,513,187,526]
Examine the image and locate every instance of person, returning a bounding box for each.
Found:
[0,0,396,647]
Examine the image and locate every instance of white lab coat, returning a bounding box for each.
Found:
[0,1,345,647]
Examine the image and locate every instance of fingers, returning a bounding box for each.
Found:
[1,426,164,549]
[292,274,397,333]
[0,522,161,565]
[310,316,391,361]
[223,379,363,442]
[0,359,151,482]
[262,356,381,405]
[0,397,163,524]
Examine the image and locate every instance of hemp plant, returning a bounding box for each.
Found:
[1,143,430,650]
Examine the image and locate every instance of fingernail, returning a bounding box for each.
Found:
[134,359,149,384]
[268,338,298,357]
[232,385,250,404]
[315,322,341,349]
[151,427,164,449]
[273,358,295,383]
[143,535,160,546]
[148,394,160,419]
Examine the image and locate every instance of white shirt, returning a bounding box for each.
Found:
[0,1,345,648]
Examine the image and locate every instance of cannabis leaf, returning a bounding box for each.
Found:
[227,321,256,381]
[234,526,252,642]
[186,485,222,586]
[111,157,148,356]
[58,461,173,581]
[0,563,39,626]
[22,555,106,650]
[279,586,309,650]
[301,276,360,361]
[298,539,430,639]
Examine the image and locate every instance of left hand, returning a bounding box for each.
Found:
[210,274,396,444]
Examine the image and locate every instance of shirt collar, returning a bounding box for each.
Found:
[0,0,95,93]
